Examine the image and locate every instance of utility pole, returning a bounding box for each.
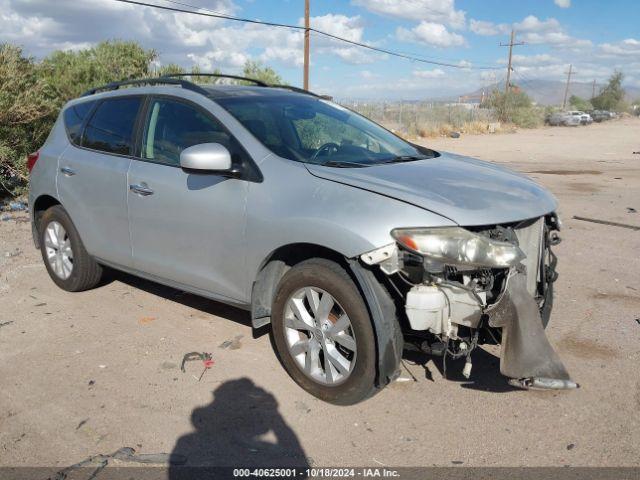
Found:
[591,79,596,99]
[500,29,524,93]
[562,64,573,109]
[303,0,310,90]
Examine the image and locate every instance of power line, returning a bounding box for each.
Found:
[112,0,501,70]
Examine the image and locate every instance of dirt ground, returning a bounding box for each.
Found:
[1,118,639,471]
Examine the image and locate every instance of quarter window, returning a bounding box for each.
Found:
[82,97,141,155]
[141,99,232,166]
[63,101,95,145]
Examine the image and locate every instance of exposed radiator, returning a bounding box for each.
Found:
[514,217,544,296]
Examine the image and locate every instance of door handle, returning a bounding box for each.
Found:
[60,166,76,176]
[129,183,154,196]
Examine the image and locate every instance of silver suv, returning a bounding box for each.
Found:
[29,75,574,404]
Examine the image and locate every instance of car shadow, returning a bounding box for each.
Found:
[403,347,521,393]
[103,268,270,338]
[168,378,310,479]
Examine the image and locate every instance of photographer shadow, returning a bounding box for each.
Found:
[169,378,310,479]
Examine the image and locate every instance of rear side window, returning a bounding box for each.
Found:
[82,97,142,155]
[63,101,95,144]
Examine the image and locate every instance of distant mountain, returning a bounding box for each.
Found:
[457,79,640,106]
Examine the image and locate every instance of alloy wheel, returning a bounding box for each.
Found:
[44,221,74,280]
[283,287,357,385]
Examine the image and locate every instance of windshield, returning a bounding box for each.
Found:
[216,94,435,167]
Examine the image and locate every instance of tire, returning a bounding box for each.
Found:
[39,205,102,292]
[271,258,378,405]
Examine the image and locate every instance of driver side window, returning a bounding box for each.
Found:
[141,98,232,166]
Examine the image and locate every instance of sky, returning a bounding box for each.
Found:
[2,0,639,99]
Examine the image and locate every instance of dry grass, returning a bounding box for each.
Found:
[408,120,515,140]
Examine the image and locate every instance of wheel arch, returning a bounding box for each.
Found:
[251,242,403,389]
[31,194,62,248]
[251,242,351,329]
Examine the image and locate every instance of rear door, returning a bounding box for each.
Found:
[127,96,249,302]
[57,96,142,267]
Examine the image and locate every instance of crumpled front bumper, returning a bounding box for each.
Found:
[488,270,576,388]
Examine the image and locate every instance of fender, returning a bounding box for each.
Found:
[348,259,403,387]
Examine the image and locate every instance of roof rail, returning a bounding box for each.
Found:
[161,73,269,87]
[81,73,324,99]
[81,77,209,97]
[162,73,322,97]
[269,84,320,98]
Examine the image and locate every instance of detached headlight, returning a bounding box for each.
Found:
[391,227,525,269]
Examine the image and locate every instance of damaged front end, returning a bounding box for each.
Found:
[361,213,577,390]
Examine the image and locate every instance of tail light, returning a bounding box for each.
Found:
[26,151,39,173]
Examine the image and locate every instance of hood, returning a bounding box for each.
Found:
[305,152,557,226]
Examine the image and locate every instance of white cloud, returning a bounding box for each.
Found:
[307,14,377,64]
[351,0,466,29]
[598,38,640,57]
[360,70,378,79]
[469,19,509,36]
[412,68,445,78]
[554,0,571,8]
[397,21,466,48]
[0,0,374,72]
[498,53,560,66]
[511,15,592,48]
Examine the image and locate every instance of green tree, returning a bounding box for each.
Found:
[0,44,57,195]
[154,63,186,77]
[486,88,542,127]
[569,95,592,111]
[591,71,625,111]
[41,40,157,104]
[243,60,284,85]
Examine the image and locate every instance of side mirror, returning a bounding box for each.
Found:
[180,143,238,175]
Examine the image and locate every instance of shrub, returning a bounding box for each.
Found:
[0,44,58,196]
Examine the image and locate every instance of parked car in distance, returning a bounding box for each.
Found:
[567,110,592,125]
[588,110,610,123]
[547,111,580,126]
[28,74,572,404]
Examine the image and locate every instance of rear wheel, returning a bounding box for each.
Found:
[271,259,378,405]
[39,205,102,292]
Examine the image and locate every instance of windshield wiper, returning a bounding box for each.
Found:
[381,155,430,164]
[322,160,368,168]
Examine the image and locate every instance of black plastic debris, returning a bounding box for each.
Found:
[573,215,640,231]
[627,207,637,213]
[0,321,14,328]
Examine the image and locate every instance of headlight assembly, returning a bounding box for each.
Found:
[391,227,525,269]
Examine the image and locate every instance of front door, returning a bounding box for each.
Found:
[127,96,249,302]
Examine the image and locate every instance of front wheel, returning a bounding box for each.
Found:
[271,259,378,405]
